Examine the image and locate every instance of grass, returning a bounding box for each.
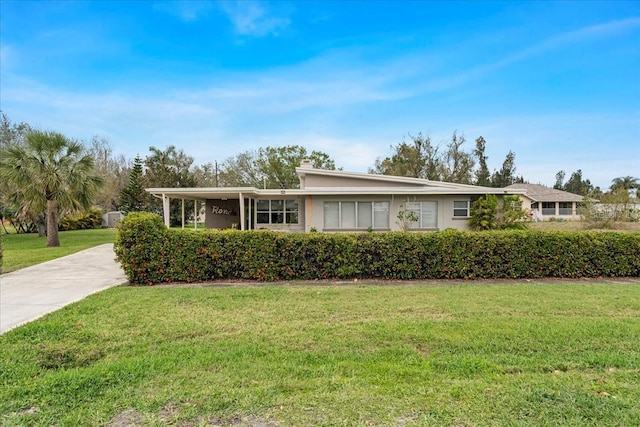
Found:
[1,282,639,426]
[1,228,117,273]
[170,222,208,230]
[529,220,640,232]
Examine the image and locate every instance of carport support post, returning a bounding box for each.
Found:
[239,193,245,230]
[497,195,505,223]
[181,199,185,229]
[162,194,170,227]
[194,200,197,229]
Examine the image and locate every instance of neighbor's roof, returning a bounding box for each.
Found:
[505,183,585,202]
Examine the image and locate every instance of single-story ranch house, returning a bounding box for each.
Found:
[505,183,586,221]
[147,160,528,232]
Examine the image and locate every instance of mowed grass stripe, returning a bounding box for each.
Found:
[1,228,116,273]
[1,283,639,426]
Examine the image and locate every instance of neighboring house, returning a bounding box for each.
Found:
[505,183,586,221]
[147,160,526,232]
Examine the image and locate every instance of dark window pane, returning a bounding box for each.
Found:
[559,202,572,215]
[286,199,298,209]
[542,202,555,215]
[453,201,469,217]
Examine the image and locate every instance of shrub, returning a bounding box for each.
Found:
[469,194,498,230]
[501,195,529,229]
[580,190,640,226]
[396,205,419,231]
[470,195,529,230]
[115,213,640,285]
[114,212,168,285]
[58,209,103,231]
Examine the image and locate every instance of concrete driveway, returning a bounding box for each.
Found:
[0,243,127,334]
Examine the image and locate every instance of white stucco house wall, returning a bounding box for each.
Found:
[146,160,527,232]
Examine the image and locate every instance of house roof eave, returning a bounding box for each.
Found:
[146,186,527,199]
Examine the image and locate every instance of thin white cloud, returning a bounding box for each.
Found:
[0,43,14,70]
[218,1,291,37]
[3,69,637,190]
[0,74,224,158]
[2,12,638,191]
[405,16,640,97]
[494,17,640,70]
[171,48,428,116]
[13,14,634,139]
[177,16,640,116]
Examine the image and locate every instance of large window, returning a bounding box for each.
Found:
[453,201,470,217]
[324,201,389,229]
[559,202,572,215]
[542,202,556,215]
[405,201,438,228]
[257,199,298,224]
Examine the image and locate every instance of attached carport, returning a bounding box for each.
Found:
[145,187,260,230]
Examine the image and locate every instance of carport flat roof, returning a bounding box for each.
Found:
[145,187,260,200]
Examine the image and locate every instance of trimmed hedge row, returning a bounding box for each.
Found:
[115,212,640,285]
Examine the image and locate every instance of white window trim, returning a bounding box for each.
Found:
[324,201,390,230]
[453,200,470,218]
[405,201,438,229]
[256,199,299,225]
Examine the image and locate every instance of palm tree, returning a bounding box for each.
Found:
[611,176,640,191]
[0,130,103,247]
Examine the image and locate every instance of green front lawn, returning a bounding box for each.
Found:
[1,228,117,273]
[1,282,639,426]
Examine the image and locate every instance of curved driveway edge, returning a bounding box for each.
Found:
[0,243,127,334]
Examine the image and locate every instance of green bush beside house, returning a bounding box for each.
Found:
[115,212,640,285]
[58,209,103,231]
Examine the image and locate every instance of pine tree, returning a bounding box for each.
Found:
[473,136,491,187]
[491,151,517,187]
[120,155,147,214]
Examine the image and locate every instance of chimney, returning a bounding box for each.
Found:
[300,159,313,169]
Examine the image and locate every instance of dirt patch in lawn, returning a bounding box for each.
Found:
[110,409,280,427]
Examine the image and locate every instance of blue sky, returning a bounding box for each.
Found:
[1,1,638,190]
